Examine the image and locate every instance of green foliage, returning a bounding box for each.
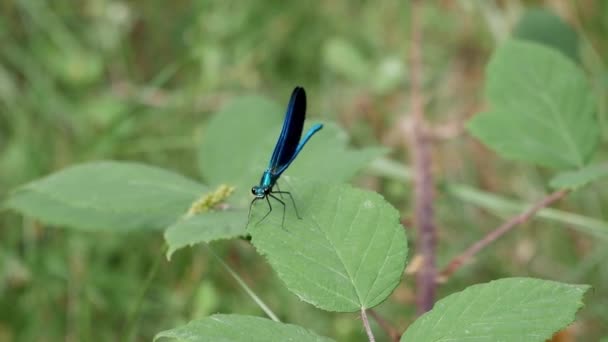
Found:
[322,38,371,84]
[1,1,607,341]
[468,39,599,170]
[197,93,387,194]
[549,163,608,190]
[154,271,590,341]
[198,95,283,188]
[4,161,205,231]
[401,278,590,342]
[514,8,579,62]
[155,314,334,342]
[447,184,608,240]
[249,181,407,312]
[165,211,248,259]
[321,38,405,94]
[163,93,386,258]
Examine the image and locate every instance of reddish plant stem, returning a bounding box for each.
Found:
[406,0,437,315]
[439,189,570,281]
[368,309,400,342]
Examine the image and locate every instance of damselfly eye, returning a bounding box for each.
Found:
[251,187,256,195]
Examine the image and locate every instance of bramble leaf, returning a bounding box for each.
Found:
[401,277,589,342]
[468,40,598,169]
[249,181,407,312]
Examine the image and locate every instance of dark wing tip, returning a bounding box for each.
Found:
[289,86,306,110]
[292,86,306,96]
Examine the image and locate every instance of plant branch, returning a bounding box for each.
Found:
[369,309,400,342]
[361,308,376,342]
[406,0,437,315]
[439,189,570,281]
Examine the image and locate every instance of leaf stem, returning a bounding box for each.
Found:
[206,245,280,322]
[361,308,376,342]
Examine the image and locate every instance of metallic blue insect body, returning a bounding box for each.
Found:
[250,86,323,227]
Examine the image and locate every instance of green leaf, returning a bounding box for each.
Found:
[248,181,407,312]
[154,314,334,342]
[322,37,371,83]
[401,278,589,342]
[290,124,387,184]
[371,57,406,94]
[467,40,598,169]
[198,95,282,190]
[549,163,608,190]
[4,161,205,231]
[514,8,579,62]
[198,94,386,204]
[164,210,248,260]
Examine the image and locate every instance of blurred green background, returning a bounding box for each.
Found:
[1,1,607,341]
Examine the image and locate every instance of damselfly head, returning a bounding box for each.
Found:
[251,186,269,198]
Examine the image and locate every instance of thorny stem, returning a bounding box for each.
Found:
[406,0,437,315]
[439,189,570,281]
